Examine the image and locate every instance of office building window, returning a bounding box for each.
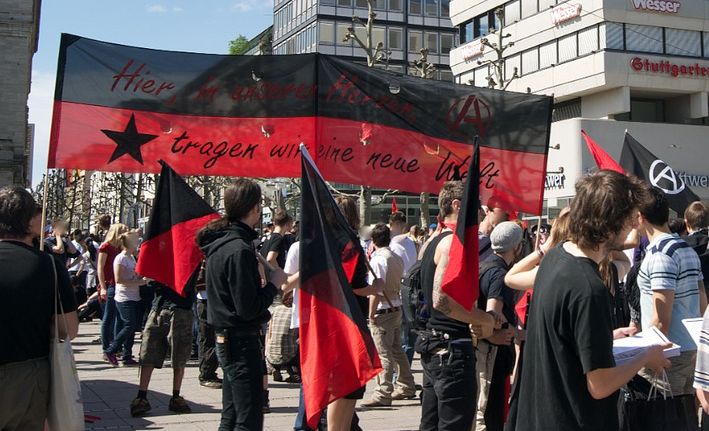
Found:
[603,22,623,50]
[409,30,422,52]
[337,22,351,45]
[356,0,368,7]
[521,0,537,19]
[339,0,352,5]
[705,33,709,58]
[521,47,539,74]
[426,0,438,15]
[504,0,520,24]
[389,27,403,49]
[625,24,662,54]
[558,33,577,63]
[578,26,599,55]
[460,20,474,44]
[373,26,386,47]
[539,41,557,68]
[441,34,453,54]
[474,65,489,86]
[355,25,367,43]
[441,0,450,17]
[631,98,664,122]
[665,29,700,57]
[475,13,490,38]
[390,0,403,10]
[425,32,438,53]
[505,55,520,80]
[410,0,422,14]
[320,21,335,44]
[322,0,335,3]
[390,64,404,73]
[440,70,454,81]
[538,0,555,11]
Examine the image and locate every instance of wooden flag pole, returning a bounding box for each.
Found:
[535,215,542,250]
[39,170,50,251]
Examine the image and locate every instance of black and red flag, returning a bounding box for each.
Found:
[135,161,219,296]
[298,145,381,428]
[441,141,481,311]
[48,34,553,214]
[620,131,700,214]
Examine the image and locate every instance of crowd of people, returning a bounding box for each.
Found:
[4,167,709,430]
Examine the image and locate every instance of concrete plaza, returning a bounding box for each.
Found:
[75,321,423,430]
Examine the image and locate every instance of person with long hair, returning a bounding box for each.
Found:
[103,232,146,366]
[197,179,287,431]
[98,223,129,362]
[0,187,78,430]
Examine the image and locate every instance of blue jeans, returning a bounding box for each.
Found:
[401,320,418,365]
[101,286,118,351]
[216,332,264,431]
[107,300,140,360]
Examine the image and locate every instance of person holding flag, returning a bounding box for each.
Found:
[198,179,288,431]
[417,144,498,431]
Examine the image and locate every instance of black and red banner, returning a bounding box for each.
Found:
[135,161,218,296]
[299,146,381,428]
[49,34,553,214]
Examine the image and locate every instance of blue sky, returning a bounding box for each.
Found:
[28,0,273,185]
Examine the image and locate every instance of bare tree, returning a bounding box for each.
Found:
[476,8,518,90]
[343,0,390,225]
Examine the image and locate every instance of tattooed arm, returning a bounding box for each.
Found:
[432,234,496,336]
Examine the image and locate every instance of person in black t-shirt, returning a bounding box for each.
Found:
[475,221,523,431]
[260,208,295,269]
[44,218,80,266]
[507,170,671,431]
[419,181,496,431]
[0,187,78,431]
[683,201,709,288]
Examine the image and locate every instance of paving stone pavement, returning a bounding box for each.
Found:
[75,321,423,430]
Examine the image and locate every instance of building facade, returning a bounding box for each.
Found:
[0,0,40,187]
[272,0,456,80]
[450,0,709,218]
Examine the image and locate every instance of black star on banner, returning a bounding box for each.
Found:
[101,114,158,165]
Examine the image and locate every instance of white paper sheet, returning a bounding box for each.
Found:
[612,326,680,365]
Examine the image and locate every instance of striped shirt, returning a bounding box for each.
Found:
[639,233,703,351]
[694,308,709,391]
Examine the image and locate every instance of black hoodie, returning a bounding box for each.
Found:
[199,221,277,330]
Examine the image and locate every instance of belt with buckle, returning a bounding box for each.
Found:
[375,306,401,315]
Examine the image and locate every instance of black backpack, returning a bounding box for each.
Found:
[401,260,428,330]
[623,261,642,323]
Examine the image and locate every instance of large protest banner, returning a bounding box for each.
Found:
[49,34,553,214]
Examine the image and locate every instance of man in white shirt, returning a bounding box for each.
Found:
[389,212,417,275]
[362,223,417,407]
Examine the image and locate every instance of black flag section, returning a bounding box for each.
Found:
[620,131,700,214]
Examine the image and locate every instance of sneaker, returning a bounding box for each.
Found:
[122,358,139,367]
[130,398,151,417]
[168,396,192,414]
[105,353,119,367]
[272,370,284,382]
[284,374,302,384]
[361,398,391,408]
[199,380,222,389]
[391,391,417,400]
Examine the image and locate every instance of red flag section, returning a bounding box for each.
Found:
[391,197,398,214]
[48,34,554,215]
[441,143,481,311]
[581,130,624,174]
[299,146,381,428]
[135,161,219,296]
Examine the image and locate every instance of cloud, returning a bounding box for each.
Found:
[231,0,272,12]
[146,4,168,13]
[28,70,57,187]
[173,6,184,12]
